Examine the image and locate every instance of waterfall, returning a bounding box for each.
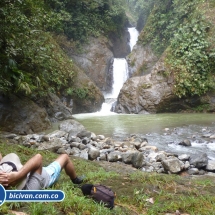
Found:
[128,27,139,51]
[105,59,129,99]
[99,27,139,114]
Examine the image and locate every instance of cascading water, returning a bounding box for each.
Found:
[100,59,129,113]
[128,27,139,51]
[100,27,139,113]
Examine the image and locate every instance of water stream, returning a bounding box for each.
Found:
[73,113,215,159]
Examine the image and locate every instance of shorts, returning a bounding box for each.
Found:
[43,161,61,187]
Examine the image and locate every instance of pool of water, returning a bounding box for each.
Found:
[73,113,215,159]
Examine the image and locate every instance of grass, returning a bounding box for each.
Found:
[1,141,215,215]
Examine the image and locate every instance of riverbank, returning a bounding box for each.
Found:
[1,141,215,215]
[1,118,215,178]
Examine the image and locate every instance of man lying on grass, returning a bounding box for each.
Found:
[0,153,84,190]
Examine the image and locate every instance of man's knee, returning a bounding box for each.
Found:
[34,154,43,162]
[56,154,70,165]
[59,154,69,161]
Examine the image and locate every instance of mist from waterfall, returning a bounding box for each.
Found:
[100,27,139,114]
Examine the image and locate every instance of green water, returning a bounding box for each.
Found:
[73,113,215,158]
[73,113,215,138]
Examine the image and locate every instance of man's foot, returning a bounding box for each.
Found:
[72,176,85,184]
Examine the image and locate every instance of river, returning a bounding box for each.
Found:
[73,112,215,159]
[73,27,215,160]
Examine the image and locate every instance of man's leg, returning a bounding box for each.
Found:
[55,154,77,180]
[55,154,83,184]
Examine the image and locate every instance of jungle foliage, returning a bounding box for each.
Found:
[0,0,127,96]
[130,0,215,98]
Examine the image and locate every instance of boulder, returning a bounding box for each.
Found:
[108,151,122,162]
[162,157,184,173]
[179,139,191,147]
[131,152,145,168]
[0,94,51,134]
[59,119,85,135]
[88,146,100,160]
[189,153,208,168]
[37,138,65,152]
[35,93,73,122]
[121,153,135,164]
[113,58,175,114]
[206,160,215,172]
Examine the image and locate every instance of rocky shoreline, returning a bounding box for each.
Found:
[1,119,215,177]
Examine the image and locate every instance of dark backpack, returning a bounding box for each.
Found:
[81,184,116,209]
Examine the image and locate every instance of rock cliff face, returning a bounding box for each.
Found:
[113,56,176,114]
[114,49,215,114]
[68,30,131,94]
[66,63,105,113]
[68,36,114,93]
[127,44,158,77]
[0,95,51,134]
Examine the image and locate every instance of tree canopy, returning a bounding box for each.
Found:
[0,0,127,96]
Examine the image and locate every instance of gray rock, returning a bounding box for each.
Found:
[184,161,190,169]
[80,149,89,160]
[79,143,87,150]
[70,147,81,156]
[82,137,90,145]
[0,94,51,134]
[68,136,81,143]
[108,151,122,162]
[179,139,191,147]
[77,130,92,139]
[178,154,190,161]
[188,168,199,175]
[96,135,105,140]
[189,153,208,168]
[57,147,67,154]
[99,153,108,161]
[37,138,65,152]
[88,146,100,160]
[121,153,135,164]
[210,134,215,139]
[59,119,85,134]
[131,152,145,168]
[55,112,66,121]
[206,160,215,171]
[162,158,183,173]
[47,130,68,139]
[70,142,80,148]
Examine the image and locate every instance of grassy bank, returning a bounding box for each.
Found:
[0,142,215,215]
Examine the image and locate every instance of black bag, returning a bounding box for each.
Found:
[81,184,116,209]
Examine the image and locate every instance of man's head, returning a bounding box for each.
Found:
[0,153,27,189]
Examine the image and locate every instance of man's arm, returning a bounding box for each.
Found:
[1,154,43,188]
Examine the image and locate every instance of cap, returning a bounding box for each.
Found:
[0,153,27,189]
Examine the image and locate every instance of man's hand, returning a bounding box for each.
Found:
[6,171,20,186]
[0,172,8,187]
[0,171,20,187]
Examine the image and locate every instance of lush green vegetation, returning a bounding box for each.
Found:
[0,0,127,97]
[1,0,214,100]
[1,142,215,214]
[130,0,215,98]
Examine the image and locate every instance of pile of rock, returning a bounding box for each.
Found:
[1,119,215,176]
